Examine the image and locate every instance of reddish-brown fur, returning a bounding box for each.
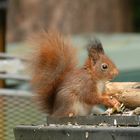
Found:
[29,31,120,117]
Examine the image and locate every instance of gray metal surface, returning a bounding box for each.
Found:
[47,115,140,126]
[14,125,140,140]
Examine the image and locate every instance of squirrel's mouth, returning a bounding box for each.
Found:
[108,72,119,81]
[107,76,115,81]
[108,75,118,81]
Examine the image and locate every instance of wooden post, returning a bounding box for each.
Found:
[0,1,7,140]
[0,0,6,87]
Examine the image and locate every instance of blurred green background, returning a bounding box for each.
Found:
[5,0,140,83]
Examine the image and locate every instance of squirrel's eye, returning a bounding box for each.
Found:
[101,63,108,71]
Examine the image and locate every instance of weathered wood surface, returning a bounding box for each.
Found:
[0,6,6,88]
[106,82,140,108]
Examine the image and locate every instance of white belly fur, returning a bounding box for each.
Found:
[97,80,105,94]
[73,101,92,115]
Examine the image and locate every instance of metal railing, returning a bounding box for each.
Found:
[0,90,46,140]
[0,53,46,140]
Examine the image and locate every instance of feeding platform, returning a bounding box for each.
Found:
[14,115,140,140]
[14,82,140,140]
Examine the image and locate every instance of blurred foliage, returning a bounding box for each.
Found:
[133,0,140,32]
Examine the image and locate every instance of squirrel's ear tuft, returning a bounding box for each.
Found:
[87,38,104,64]
[87,38,104,56]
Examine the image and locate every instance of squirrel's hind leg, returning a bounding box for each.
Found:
[51,108,76,117]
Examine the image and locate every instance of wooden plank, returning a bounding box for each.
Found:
[106,82,140,108]
[0,73,30,81]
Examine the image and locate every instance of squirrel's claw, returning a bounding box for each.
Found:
[116,103,125,112]
[104,103,125,115]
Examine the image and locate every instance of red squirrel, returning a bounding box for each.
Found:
[29,31,123,117]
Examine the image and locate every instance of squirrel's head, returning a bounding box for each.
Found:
[86,39,119,81]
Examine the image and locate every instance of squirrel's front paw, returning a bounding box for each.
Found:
[104,103,125,115]
[115,103,125,112]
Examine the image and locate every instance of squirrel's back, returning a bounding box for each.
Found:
[29,31,77,114]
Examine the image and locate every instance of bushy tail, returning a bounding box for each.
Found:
[29,31,77,114]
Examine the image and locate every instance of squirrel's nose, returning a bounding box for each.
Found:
[113,69,119,76]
